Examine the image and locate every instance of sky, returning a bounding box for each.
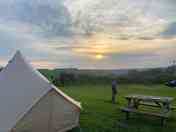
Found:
[0,0,176,69]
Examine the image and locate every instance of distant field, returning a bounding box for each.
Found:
[59,84,176,132]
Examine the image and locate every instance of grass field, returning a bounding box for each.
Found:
[60,84,176,132]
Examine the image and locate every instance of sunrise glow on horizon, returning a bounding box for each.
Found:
[0,0,175,69]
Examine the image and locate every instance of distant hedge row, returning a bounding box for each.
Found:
[39,66,176,85]
[118,67,176,84]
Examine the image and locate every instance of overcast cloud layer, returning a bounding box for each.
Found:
[0,0,176,69]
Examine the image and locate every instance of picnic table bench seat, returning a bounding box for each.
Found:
[120,94,175,126]
[140,102,176,110]
[120,107,170,126]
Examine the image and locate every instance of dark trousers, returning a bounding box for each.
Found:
[112,92,117,104]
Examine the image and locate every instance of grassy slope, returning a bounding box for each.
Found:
[60,84,176,132]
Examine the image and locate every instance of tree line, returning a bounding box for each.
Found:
[39,66,176,86]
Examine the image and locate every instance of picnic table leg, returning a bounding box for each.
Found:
[161,118,166,126]
[127,98,134,108]
[161,102,171,113]
[126,112,130,120]
[156,102,169,126]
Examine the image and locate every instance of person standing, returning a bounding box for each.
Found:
[111,79,118,104]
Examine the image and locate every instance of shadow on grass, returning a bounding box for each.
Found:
[68,117,176,132]
[103,100,120,105]
[115,114,176,132]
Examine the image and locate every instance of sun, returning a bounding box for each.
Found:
[95,54,104,60]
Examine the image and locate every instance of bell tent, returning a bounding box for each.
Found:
[0,51,81,132]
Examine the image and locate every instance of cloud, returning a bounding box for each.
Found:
[50,32,176,68]
[65,0,170,39]
[160,22,176,38]
[0,0,72,37]
[0,0,174,40]
[31,60,58,69]
[0,59,7,67]
[0,0,176,69]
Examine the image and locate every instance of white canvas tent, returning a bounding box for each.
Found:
[0,51,81,132]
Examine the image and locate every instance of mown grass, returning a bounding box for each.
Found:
[60,84,176,132]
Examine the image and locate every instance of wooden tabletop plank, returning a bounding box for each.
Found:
[125,94,174,103]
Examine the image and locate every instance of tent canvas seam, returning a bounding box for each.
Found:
[10,88,52,131]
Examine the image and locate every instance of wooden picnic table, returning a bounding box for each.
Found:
[120,94,175,125]
[125,94,174,113]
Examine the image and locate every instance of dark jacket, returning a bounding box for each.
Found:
[112,80,117,94]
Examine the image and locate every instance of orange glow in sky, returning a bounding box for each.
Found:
[95,54,104,60]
